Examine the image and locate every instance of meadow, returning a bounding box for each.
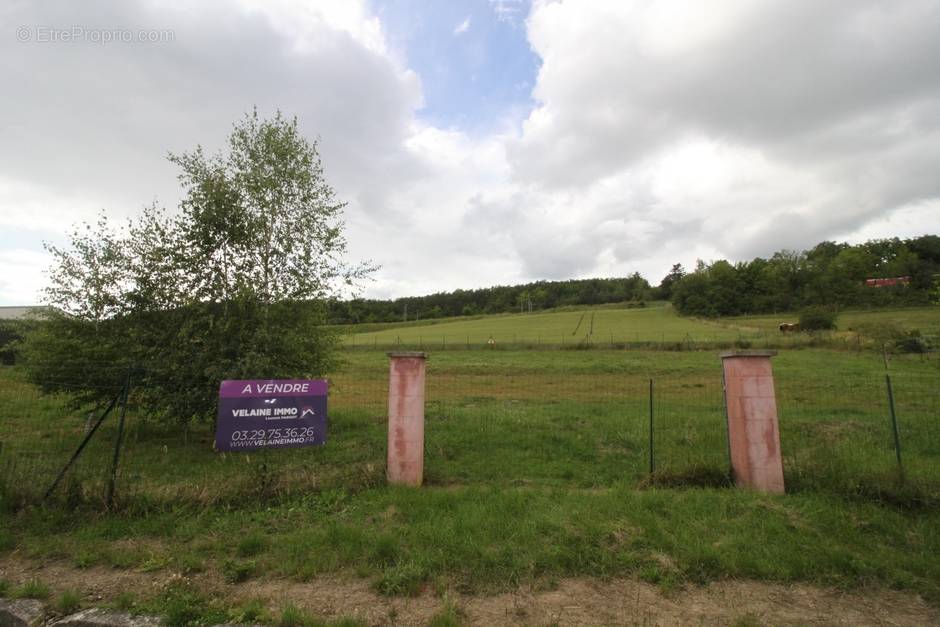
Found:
[1,305,940,623]
[342,303,940,349]
[726,306,940,337]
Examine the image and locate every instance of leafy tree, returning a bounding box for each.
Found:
[671,236,937,317]
[22,110,373,421]
[657,263,685,300]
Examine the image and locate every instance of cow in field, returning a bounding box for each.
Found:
[778,322,800,333]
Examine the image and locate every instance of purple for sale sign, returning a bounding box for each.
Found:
[215,379,327,452]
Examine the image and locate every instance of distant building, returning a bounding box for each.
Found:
[864,277,911,288]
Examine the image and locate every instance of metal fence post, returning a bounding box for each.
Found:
[44,391,122,501]
[106,369,132,508]
[885,373,903,477]
[649,378,655,474]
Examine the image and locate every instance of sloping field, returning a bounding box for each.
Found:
[724,306,940,336]
[344,304,750,347]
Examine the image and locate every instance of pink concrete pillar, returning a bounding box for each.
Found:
[387,352,427,486]
[720,350,785,494]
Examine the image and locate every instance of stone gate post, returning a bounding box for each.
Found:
[720,350,785,494]
[387,352,427,486]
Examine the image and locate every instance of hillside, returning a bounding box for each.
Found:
[343,302,939,348]
[344,303,745,347]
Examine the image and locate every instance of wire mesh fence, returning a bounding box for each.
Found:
[0,359,937,509]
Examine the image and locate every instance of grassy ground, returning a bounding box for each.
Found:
[725,306,940,337]
[343,303,751,347]
[2,350,937,502]
[342,302,940,353]
[2,346,940,614]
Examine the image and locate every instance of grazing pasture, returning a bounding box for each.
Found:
[725,305,940,337]
[342,303,940,349]
[343,304,752,347]
[2,307,939,621]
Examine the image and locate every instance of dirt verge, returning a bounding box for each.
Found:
[2,556,937,626]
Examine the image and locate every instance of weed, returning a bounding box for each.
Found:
[54,589,82,614]
[110,592,137,612]
[141,580,227,627]
[229,598,270,624]
[72,552,98,569]
[13,578,51,600]
[428,595,462,627]
[174,554,205,574]
[370,535,399,566]
[222,559,257,584]
[236,533,268,557]
[374,561,428,597]
[278,603,310,627]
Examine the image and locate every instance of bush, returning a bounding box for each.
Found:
[798,306,838,331]
[0,320,26,365]
[895,329,931,354]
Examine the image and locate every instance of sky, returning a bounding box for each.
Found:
[2,0,940,305]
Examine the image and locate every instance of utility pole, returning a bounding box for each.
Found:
[403,303,407,322]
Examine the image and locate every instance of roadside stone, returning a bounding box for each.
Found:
[53,608,160,627]
[0,599,45,627]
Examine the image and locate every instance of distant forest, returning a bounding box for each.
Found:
[669,235,940,317]
[329,274,653,324]
[329,235,940,323]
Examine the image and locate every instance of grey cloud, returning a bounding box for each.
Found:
[505,0,940,278]
[514,1,940,187]
[0,0,424,220]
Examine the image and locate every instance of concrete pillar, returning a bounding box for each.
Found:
[720,350,785,494]
[387,352,427,486]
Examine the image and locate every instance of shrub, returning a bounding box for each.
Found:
[798,306,838,331]
[895,329,931,354]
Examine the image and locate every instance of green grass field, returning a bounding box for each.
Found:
[726,306,940,337]
[342,303,940,349]
[343,303,747,346]
[2,307,940,620]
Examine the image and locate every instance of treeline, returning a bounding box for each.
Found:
[328,274,652,324]
[669,235,940,317]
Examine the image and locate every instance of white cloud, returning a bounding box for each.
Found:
[0,250,48,305]
[490,0,527,25]
[3,0,940,304]
[454,16,471,35]
[504,0,940,278]
[0,0,424,303]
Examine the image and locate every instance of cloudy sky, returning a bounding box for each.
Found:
[2,0,940,305]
